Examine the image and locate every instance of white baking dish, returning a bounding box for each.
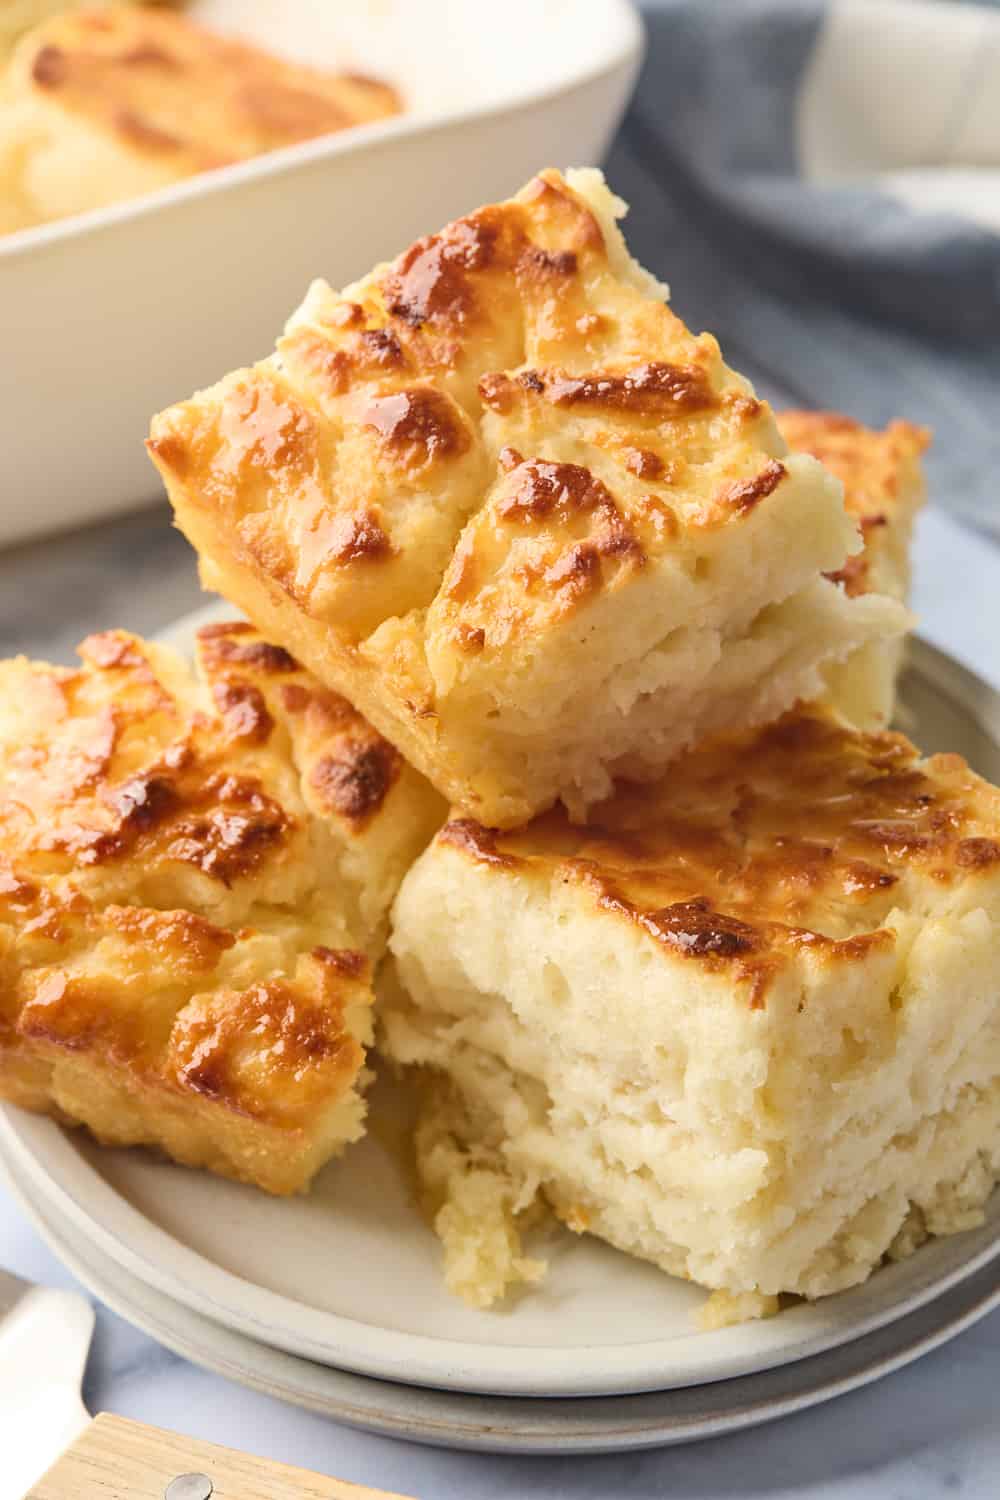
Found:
[0,0,643,546]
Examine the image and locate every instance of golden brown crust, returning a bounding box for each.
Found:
[435,707,1000,1004]
[360,388,471,467]
[777,412,930,520]
[478,362,718,418]
[194,620,405,833]
[432,456,647,649]
[197,621,300,673]
[149,168,797,646]
[716,460,786,516]
[163,950,369,1128]
[9,887,370,1136]
[308,739,401,826]
[0,622,441,1192]
[10,6,400,176]
[438,819,519,869]
[0,628,296,886]
[149,168,891,825]
[778,411,929,597]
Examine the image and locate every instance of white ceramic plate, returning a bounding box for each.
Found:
[2,610,999,1399]
[4,1139,1000,1456]
[0,0,642,544]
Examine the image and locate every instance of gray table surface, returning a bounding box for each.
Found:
[0,502,998,1497]
[0,502,201,665]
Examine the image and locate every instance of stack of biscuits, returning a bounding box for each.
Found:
[5,166,999,1324]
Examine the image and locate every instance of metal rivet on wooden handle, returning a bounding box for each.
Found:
[165,1477,213,1500]
[27,1413,416,1499]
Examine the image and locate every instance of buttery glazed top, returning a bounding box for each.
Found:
[0,871,370,1132]
[777,411,928,597]
[9,6,399,173]
[0,621,432,1128]
[439,708,1000,1004]
[148,168,832,674]
[0,622,406,907]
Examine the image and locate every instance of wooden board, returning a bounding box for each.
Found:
[28,1413,415,1499]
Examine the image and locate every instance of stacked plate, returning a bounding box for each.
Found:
[3,610,999,1455]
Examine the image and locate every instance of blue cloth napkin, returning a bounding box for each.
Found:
[606,0,1000,535]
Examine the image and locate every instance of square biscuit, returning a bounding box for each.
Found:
[0,6,399,233]
[384,708,1000,1307]
[149,168,907,827]
[778,410,929,729]
[0,623,443,1193]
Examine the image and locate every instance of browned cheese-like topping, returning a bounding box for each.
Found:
[281,324,408,398]
[237,80,349,138]
[517,246,579,280]
[79,630,151,671]
[18,971,146,1062]
[716,460,786,515]
[360,388,470,467]
[147,170,841,681]
[196,621,408,831]
[826,552,868,597]
[371,171,603,361]
[318,509,394,565]
[497,460,616,525]
[497,461,645,588]
[477,363,717,419]
[956,836,1000,867]
[777,411,929,528]
[144,431,189,478]
[635,897,760,958]
[824,514,887,596]
[217,379,317,475]
[23,6,401,170]
[312,945,369,977]
[9,924,372,1142]
[211,682,274,745]
[435,708,1000,1005]
[0,624,409,895]
[0,620,400,1170]
[436,454,647,640]
[173,977,351,1112]
[309,738,401,826]
[382,213,500,328]
[439,819,520,869]
[278,683,311,715]
[454,624,486,654]
[625,448,666,480]
[537,362,717,416]
[64,768,291,882]
[103,904,237,969]
[198,625,300,674]
[498,445,524,473]
[31,44,67,87]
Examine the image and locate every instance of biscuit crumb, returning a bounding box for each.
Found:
[696,1290,781,1332]
[413,1077,547,1309]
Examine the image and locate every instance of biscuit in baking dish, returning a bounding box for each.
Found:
[149,167,908,828]
[0,0,171,65]
[0,623,442,1193]
[0,6,399,233]
[778,410,929,729]
[384,707,1000,1307]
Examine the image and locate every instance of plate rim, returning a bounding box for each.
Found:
[7,1080,1000,1399]
[3,629,999,1399]
[4,1138,1000,1455]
